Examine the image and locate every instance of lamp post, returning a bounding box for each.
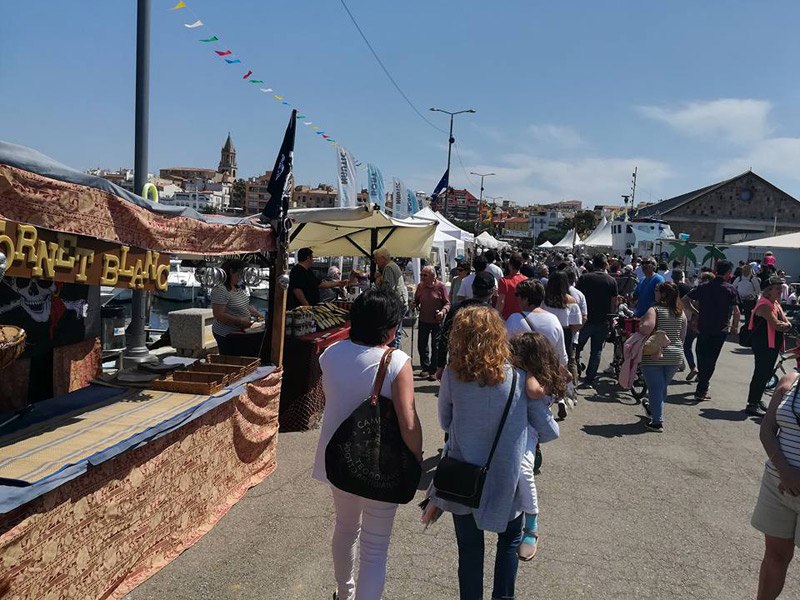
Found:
[470,171,494,229]
[429,107,476,218]
[124,0,157,366]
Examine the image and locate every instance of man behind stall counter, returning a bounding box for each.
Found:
[287,247,347,310]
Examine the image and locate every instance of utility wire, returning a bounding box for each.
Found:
[337,0,448,135]
[454,142,477,187]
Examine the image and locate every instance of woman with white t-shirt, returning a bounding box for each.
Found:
[542,271,582,403]
[733,264,761,326]
[313,288,422,600]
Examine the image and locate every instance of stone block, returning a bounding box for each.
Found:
[168,308,216,353]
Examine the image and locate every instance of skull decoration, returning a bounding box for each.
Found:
[3,277,57,322]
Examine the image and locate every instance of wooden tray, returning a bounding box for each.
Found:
[206,355,260,375]
[150,371,226,395]
[191,363,240,382]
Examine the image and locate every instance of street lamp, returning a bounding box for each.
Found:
[470,171,494,228]
[429,107,476,218]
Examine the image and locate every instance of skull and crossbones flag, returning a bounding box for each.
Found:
[261,109,297,225]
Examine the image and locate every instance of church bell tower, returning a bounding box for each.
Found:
[218,132,237,179]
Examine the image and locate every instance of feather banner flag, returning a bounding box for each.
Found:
[184,20,203,28]
[367,164,386,209]
[225,59,241,64]
[243,70,252,79]
[392,178,409,218]
[261,109,297,224]
[199,36,218,42]
[171,1,186,9]
[407,188,420,214]
[214,50,232,56]
[335,145,359,208]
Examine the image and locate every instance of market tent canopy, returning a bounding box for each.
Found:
[553,229,580,248]
[476,231,502,249]
[0,141,273,255]
[538,240,554,248]
[414,206,474,244]
[582,217,612,248]
[288,206,436,258]
[732,231,800,248]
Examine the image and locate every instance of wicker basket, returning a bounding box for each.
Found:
[206,355,260,375]
[0,325,25,370]
[150,371,227,395]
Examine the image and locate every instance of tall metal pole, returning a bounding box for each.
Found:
[125,0,156,366]
[444,114,454,219]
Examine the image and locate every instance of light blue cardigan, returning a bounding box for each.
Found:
[435,364,559,532]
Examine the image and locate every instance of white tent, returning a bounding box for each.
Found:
[553,228,578,249]
[582,217,613,248]
[413,206,475,244]
[289,206,436,258]
[733,231,800,248]
[476,230,502,249]
[538,240,554,248]
[432,227,465,272]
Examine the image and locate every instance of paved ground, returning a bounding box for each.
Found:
[128,337,800,600]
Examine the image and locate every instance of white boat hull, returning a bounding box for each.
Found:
[155,284,199,302]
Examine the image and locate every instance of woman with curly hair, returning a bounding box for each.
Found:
[508,332,566,561]
[436,306,559,599]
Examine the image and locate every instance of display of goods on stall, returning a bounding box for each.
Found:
[150,355,260,395]
[286,302,350,337]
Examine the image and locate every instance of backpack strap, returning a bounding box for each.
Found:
[370,348,396,406]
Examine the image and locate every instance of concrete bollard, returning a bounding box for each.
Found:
[168,308,217,357]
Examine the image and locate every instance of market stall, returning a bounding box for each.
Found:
[0,141,284,599]
[279,206,436,430]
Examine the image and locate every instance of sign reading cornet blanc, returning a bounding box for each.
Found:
[0,218,169,291]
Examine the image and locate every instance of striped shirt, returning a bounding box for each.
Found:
[210,284,251,337]
[767,380,800,475]
[641,306,686,366]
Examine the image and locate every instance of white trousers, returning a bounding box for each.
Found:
[519,426,539,514]
[330,486,399,600]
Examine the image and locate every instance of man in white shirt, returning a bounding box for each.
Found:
[484,249,504,283]
[456,254,497,302]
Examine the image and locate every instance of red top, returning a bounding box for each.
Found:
[414,280,450,324]
[498,273,528,320]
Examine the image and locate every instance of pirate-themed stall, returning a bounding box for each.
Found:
[277,205,436,431]
[0,140,292,600]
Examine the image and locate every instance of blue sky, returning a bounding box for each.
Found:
[3,1,800,208]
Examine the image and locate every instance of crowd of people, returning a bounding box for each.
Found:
[297,244,800,600]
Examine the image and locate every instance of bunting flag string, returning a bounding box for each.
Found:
[168,0,370,169]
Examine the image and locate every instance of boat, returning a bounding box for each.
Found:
[154,260,201,302]
[101,286,133,304]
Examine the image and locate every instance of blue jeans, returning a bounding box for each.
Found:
[452,513,523,600]
[640,364,680,424]
[391,306,408,349]
[576,320,608,382]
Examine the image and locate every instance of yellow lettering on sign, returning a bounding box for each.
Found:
[75,248,95,283]
[144,251,161,281]
[15,224,38,264]
[101,254,120,285]
[156,263,169,291]
[118,246,136,278]
[54,234,77,270]
[130,259,145,289]
[0,220,14,262]
[31,240,59,279]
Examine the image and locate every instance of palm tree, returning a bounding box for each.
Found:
[668,240,698,270]
[701,244,728,268]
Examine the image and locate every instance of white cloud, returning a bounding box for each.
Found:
[528,124,586,148]
[714,137,800,181]
[636,99,772,144]
[463,154,672,208]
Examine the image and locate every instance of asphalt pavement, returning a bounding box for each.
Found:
[127,336,800,600]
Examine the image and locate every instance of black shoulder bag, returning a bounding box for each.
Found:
[433,368,518,508]
[325,348,421,504]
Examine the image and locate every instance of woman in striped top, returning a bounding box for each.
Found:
[751,372,800,599]
[638,282,687,432]
[210,259,264,356]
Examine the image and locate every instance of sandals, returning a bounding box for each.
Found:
[517,529,539,561]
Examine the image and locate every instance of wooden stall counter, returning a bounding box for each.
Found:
[278,323,350,432]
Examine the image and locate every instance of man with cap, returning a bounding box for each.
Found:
[435,271,496,380]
